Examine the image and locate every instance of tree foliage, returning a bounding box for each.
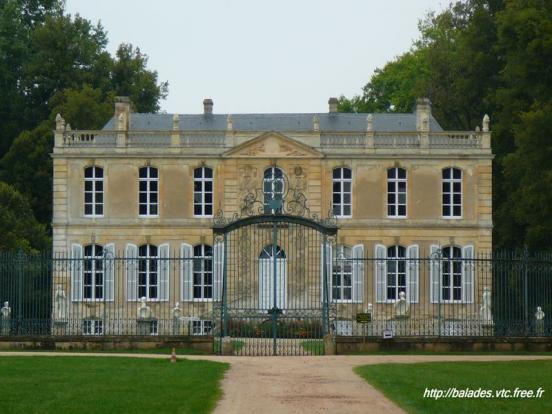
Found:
[0,0,168,242]
[0,181,49,252]
[340,0,552,249]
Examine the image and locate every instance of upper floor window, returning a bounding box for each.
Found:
[263,167,284,214]
[139,167,158,217]
[333,245,352,301]
[442,168,462,218]
[332,168,352,217]
[194,167,213,217]
[84,166,103,217]
[138,244,158,300]
[193,244,213,300]
[386,245,406,301]
[387,168,406,218]
[83,244,104,300]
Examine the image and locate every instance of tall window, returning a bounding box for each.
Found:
[193,244,213,300]
[139,167,158,217]
[386,245,406,301]
[387,168,406,217]
[332,168,352,217]
[332,245,352,301]
[138,244,158,300]
[442,246,462,301]
[84,166,103,216]
[263,167,284,214]
[83,244,104,300]
[194,167,213,217]
[442,168,462,218]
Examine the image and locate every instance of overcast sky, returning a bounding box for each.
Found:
[65,0,447,114]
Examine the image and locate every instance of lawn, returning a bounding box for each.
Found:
[355,360,552,413]
[300,340,324,355]
[0,356,228,414]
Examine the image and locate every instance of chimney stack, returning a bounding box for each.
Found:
[328,97,338,113]
[203,98,213,114]
[415,98,431,132]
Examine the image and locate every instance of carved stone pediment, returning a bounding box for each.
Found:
[223,132,323,159]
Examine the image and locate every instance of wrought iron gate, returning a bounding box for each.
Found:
[213,215,337,355]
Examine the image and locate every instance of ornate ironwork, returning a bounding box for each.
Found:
[213,170,337,227]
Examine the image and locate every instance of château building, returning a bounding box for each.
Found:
[51,97,493,340]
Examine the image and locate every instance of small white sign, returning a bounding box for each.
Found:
[383,330,394,339]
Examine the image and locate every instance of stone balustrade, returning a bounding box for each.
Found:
[57,129,488,150]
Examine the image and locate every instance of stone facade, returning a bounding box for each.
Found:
[51,97,493,336]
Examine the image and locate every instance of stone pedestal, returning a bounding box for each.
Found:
[0,319,10,336]
[137,318,157,336]
[221,336,234,355]
[324,334,336,355]
[52,320,68,336]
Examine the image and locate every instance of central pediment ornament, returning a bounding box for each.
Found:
[213,169,336,228]
[223,132,323,159]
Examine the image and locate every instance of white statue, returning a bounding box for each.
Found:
[137,297,153,319]
[1,301,10,319]
[479,287,493,324]
[171,302,181,320]
[394,291,409,317]
[535,306,545,321]
[54,285,67,320]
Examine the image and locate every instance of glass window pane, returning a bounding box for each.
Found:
[150,168,158,178]
[85,168,93,178]
[333,169,341,179]
[387,168,395,179]
[453,168,461,179]
[397,168,406,179]
[139,168,147,178]
[343,168,351,179]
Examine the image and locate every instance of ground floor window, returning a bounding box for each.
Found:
[83,319,103,335]
[192,320,213,335]
[149,320,158,336]
[333,245,352,301]
[386,245,406,301]
[138,244,158,300]
[442,246,462,301]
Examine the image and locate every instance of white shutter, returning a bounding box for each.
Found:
[103,243,115,301]
[277,259,287,309]
[259,258,271,309]
[462,245,474,303]
[430,244,441,303]
[406,244,419,303]
[213,242,224,301]
[374,244,386,303]
[180,243,193,301]
[159,243,170,301]
[352,244,364,303]
[125,244,138,301]
[71,244,83,302]
[320,242,332,302]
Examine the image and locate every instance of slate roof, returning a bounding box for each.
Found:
[102,112,443,132]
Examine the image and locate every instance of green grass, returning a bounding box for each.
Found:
[355,360,552,413]
[2,347,209,355]
[0,356,228,414]
[348,350,552,355]
[300,340,324,355]
[213,339,245,354]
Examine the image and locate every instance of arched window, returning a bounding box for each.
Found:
[441,246,462,301]
[194,167,213,217]
[84,166,103,216]
[193,244,213,300]
[139,166,158,217]
[442,168,462,218]
[259,245,287,309]
[386,245,406,301]
[263,167,284,214]
[138,244,158,299]
[387,168,406,217]
[332,168,352,217]
[83,244,104,300]
[333,245,352,301]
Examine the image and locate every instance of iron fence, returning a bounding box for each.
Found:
[0,250,550,339]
